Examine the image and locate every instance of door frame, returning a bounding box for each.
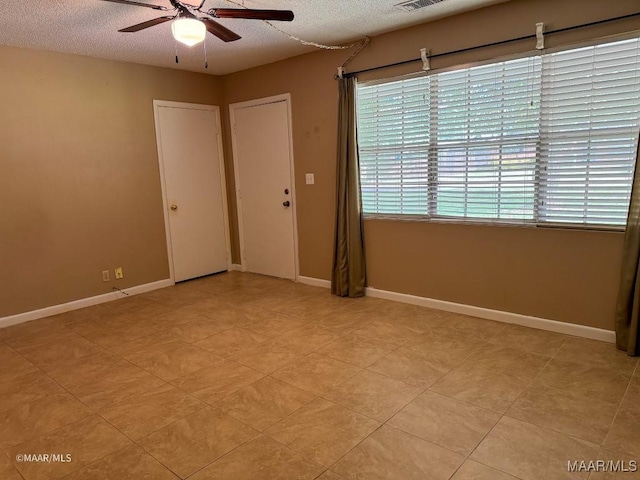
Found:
[229,93,299,280]
[153,100,232,284]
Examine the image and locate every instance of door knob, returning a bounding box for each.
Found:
[283,201,291,207]
[170,204,178,211]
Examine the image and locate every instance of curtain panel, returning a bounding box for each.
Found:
[615,132,640,356]
[331,77,366,297]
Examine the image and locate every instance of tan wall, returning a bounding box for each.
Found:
[365,221,623,329]
[221,48,347,277]
[221,0,640,330]
[1,0,637,328]
[0,46,221,317]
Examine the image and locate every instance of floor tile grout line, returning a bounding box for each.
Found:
[318,373,425,424]
[7,327,226,480]
[419,388,506,416]
[600,357,639,449]
[315,422,388,475]
[2,344,131,478]
[242,368,395,472]
[65,295,306,356]
[463,339,566,478]
[5,292,348,352]
[466,411,610,480]
[218,384,321,434]
[122,312,300,450]
[501,337,566,410]
[167,357,267,405]
[261,360,483,476]
[1,293,487,476]
[423,349,529,408]
[487,413,605,448]
[440,340,566,480]
[502,338,638,449]
[432,350,518,478]
[423,333,558,394]
[180,431,298,480]
[127,407,237,480]
[126,440,185,480]
[382,420,476,457]
[55,281,325,477]
[4,333,219,480]
[261,372,370,419]
[56,327,187,400]
[2,272,634,480]
[2,326,78,352]
[446,414,513,479]
[362,347,450,386]
[463,456,527,480]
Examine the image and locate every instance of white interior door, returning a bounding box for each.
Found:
[155,102,229,282]
[231,96,297,280]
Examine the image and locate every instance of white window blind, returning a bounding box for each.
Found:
[539,40,640,225]
[356,37,640,227]
[358,76,430,215]
[433,57,541,221]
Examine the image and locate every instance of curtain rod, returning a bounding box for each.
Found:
[340,11,640,79]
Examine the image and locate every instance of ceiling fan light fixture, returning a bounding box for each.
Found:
[171,18,206,46]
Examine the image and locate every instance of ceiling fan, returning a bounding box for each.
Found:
[100,0,294,45]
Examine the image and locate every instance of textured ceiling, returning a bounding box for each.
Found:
[0,0,508,75]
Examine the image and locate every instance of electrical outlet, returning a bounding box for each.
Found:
[115,267,124,280]
[102,270,110,282]
[306,173,315,185]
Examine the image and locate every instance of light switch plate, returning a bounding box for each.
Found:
[305,173,315,185]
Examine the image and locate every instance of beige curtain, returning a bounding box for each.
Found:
[615,132,640,356]
[332,77,366,297]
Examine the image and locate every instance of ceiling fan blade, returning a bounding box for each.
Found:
[209,9,294,22]
[99,0,169,11]
[118,16,174,32]
[200,18,241,42]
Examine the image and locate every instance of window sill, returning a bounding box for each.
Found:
[362,213,626,233]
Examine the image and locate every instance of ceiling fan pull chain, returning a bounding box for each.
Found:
[175,38,179,64]
[204,40,208,69]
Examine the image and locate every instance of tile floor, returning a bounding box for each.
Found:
[0,272,638,480]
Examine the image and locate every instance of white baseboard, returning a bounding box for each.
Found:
[295,276,615,344]
[297,276,332,289]
[231,264,244,272]
[0,279,174,329]
[5,273,615,344]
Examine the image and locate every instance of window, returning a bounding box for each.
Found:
[357,37,640,227]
